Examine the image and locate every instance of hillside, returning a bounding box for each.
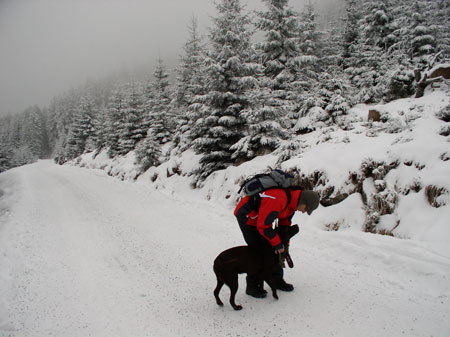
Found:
[73,89,450,253]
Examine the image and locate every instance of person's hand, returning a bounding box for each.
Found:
[275,245,285,254]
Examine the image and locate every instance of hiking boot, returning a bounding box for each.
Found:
[276,280,294,292]
[246,274,267,298]
[246,287,268,298]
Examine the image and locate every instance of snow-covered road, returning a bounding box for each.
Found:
[1,161,449,337]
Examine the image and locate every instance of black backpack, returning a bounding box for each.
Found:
[238,170,297,211]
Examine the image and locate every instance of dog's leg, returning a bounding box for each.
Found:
[226,274,243,310]
[262,270,278,300]
[214,276,224,307]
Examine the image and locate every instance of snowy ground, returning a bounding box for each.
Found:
[1,160,449,337]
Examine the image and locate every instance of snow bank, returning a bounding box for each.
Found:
[307,193,366,232]
[0,169,22,331]
[71,150,141,181]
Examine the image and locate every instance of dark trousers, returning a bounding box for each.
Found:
[236,207,284,289]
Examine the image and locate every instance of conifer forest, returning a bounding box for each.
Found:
[1,0,449,180]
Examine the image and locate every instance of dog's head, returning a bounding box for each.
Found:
[276,224,299,245]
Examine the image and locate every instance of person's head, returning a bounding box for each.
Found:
[297,190,320,215]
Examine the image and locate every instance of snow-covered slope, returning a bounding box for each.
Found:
[75,90,450,251]
[1,161,449,337]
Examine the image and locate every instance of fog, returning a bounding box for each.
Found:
[0,0,343,116]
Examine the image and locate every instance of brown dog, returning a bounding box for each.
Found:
[213,225,299,310]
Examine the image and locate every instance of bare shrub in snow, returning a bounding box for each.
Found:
[293,170,328,191]
[436,105,450,122]
[325,222,340,231]
[401,177,422,195]
[439,125,450,137]
[291,169,350,207]
[372,189,398,215]
[425,185,449,207]
[360,159,399,180]
[440,152,449,161]
[356,159,400,232]
[364,184,399,233]
[364,209,380,233]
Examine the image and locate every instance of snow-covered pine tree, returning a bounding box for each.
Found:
[431,0,450,60]
[0,115,14,171]
[79,95,97,153]
[39,107,51,158]
[63,132,80,162]
[346,43,386,103]
[117,82,147,155]
[324,86,351,126]
[10,113,24,151]
[46,97,65,157]
[296,2,325,115]
[255,0,301,125]
[22,106,46,159]
[105,84,126,158]
[173,16,209,152]
[142,79,154,137]
[91,106,109,153]
[174,16,206,109]
[49,88,87,163]
[315,16,354,125]
[0,144,12,173]
[340,0,365,102]
[53,136,68,165]
[147,59,173,144]
[192,0,258,181]
[230,61,289,161]
[343,0,395,103]
[0,106,48,167]
[319,15,343,74]
[187,54,214,153]
[316,72,351,125]
[10,145,36,167]
[135,131,161,172]
[44,77,120,162]
[342,0,362,60]
[363,0,396,51]
[377,0,440,100]
[0,107,48,168]
[408,1,437,67]
[65,95,96,160]
[366,0,415,101]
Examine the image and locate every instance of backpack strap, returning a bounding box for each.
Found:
[283,188,292,211]
[248,194,262,211]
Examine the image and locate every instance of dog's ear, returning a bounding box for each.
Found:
[288,225,299,238]
[277,225,300,243]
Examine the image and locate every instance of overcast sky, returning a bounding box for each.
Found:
[0,0,343,116]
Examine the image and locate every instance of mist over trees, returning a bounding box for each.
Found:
[1,0,449,176]
[0,106,50,172]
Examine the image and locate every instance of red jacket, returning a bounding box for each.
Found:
[234,188,302,248]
